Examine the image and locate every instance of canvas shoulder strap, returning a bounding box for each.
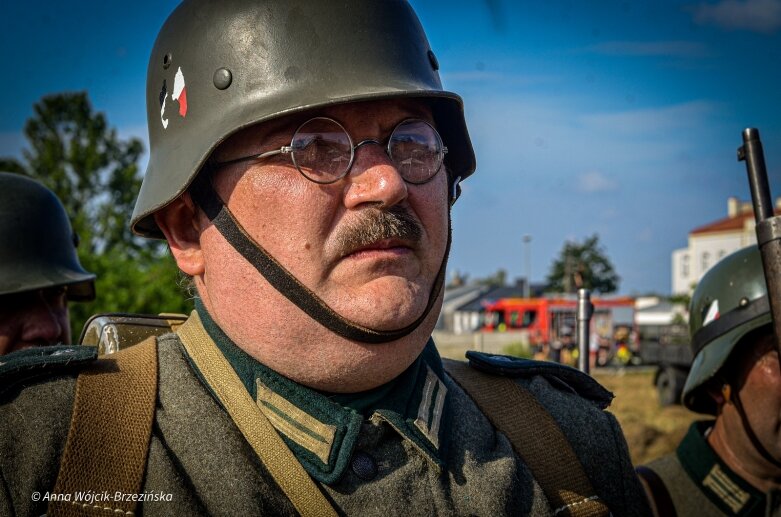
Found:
[443,358,610,517]
[49,335,158,517]
[176,311,338,517]
[635,465,677,517]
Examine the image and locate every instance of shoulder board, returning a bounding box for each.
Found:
[0,345,97,389]
[465,351,614,409]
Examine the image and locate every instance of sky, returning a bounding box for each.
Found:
[1,0,780,296]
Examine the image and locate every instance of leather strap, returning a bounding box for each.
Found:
[636,466,677,517]
[443,359,610,517]
[49,336,158,516]
[176,311,338,517]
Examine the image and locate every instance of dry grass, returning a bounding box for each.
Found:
[594,369,702,465]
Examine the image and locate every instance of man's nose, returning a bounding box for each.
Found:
[342,143,408,209]
[21,292,68,345]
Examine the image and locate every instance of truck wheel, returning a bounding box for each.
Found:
[656,367,687,406]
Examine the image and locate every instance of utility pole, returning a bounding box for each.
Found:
[577,288,594,374]
[523,235,532,298]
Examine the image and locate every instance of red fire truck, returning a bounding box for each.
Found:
[482,296,637,364]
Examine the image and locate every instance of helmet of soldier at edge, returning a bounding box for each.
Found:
[131,0,476,238]
[683,245,772,415]
[0,172,95,301]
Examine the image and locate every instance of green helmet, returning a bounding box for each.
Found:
[683,245,771,414]
[0,172,95,301]
[131,0,476,238]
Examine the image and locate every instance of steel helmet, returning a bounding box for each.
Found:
[0,172,95,301]
[131,0,476,238]
[683,245,771,414]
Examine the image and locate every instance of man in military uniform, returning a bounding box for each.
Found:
[0,172,95,355]
[0,2,649,516]
[638,245,781,516]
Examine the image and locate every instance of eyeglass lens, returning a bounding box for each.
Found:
[289,118,444,184]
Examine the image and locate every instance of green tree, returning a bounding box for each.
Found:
[475,268,508,287]
[0,92,192,336]
[544,234,619,294]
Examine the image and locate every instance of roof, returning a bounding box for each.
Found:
[691,208,781,235]
[456,286,527,312]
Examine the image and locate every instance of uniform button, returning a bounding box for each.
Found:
[350,451,378,480]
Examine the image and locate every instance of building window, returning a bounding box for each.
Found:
[718,249,726,259]
[702,251,710,271]
[681,255,689,277]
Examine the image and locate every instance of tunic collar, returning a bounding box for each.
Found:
[193,300,451,484]
[677,421,765,515]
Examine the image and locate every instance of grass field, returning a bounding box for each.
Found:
[594,369,702,465]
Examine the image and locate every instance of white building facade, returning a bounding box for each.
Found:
[671,197,780,294]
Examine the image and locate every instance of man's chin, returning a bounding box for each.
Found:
[330,294,429,333]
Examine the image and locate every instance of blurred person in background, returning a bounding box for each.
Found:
[638,245,781,516]
[0,172,94,355]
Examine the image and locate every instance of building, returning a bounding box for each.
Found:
[671,196,781,294]
[437,281,546,334]
[634,296,686,333]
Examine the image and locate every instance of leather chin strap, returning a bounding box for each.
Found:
[188,172,451,344]
[728,386,781,470]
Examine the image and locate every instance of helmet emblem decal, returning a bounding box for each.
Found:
[159,67,188,129]
[703,299,720,326]
[172,67,188,117]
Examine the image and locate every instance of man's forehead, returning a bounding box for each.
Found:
[215,98,434,155]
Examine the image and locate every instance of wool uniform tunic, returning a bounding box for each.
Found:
[0,308,650,516]
[641,421,781,517]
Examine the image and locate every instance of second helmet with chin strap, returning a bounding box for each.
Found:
[683,245,772,414]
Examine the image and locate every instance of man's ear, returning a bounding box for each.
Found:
[706,377,730,415]
[154,193,205,276]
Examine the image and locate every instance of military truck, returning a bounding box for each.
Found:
[637,323,692,406]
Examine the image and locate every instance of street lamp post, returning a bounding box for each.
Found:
[523,235,532,298]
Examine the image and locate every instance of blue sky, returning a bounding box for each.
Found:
[2,0,780,295]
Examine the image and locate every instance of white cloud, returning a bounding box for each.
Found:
[693,0,781,33]
[585,40,709,58]
[577,171,619,193]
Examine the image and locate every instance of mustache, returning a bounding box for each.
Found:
[334,205,422,256]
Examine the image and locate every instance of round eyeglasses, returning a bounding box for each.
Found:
[213,117,448,185]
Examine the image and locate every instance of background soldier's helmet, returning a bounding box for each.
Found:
[683,245,771,414]
[131,0,476,238]
[0,172,95,300]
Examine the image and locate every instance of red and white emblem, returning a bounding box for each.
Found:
[160,67,188,129]
[703,300,720,326]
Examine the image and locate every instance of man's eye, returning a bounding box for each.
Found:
[44,286,68,301]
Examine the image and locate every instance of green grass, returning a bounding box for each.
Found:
[501,342,533,359]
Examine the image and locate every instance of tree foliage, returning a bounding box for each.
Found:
[475,268,508,288]
[544,234,619,294]
[0,92,192,337]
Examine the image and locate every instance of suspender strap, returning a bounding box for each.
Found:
[443,359,610,517]
[49,336,158,517]
[635,466,677,517]
[176,312,338,517]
